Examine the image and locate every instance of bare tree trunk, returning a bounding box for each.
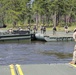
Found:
[64,14,70,26]
[56,12,60,26]
[41,15,44,26]
[64,15,67,25]
[52,11,56,27]
[36,12,38,27]
[39,14,41,25]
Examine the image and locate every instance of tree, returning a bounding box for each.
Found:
[0,0,31,27]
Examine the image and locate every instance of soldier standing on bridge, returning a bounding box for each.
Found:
[53,26,57,35]
[73,28,76,41]
[64,25,68,33]
[70,28,76,64]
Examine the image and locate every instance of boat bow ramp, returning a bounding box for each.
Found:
[1,63,76,75]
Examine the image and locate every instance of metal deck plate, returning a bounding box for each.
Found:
[0,65,11,75]
[20,64,76,75]
[0,64,76,75]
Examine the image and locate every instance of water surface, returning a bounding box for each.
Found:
[0,41,75,65]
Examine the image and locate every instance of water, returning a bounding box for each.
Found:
[0,41,75,65]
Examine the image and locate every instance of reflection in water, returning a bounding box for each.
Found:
[0,41,75,65]
[40,50,72,59]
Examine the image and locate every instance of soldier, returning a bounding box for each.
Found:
[64,25,68,33]
[70,45,76,64]
[53,26,57,35]
[73,28,76,41]
[40,26,43,33]
[43,26,46,34]
[70,28,76,64]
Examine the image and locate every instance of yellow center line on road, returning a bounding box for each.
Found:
[16,64,24,75]
[69,63,76,67]
[9,64,16,75]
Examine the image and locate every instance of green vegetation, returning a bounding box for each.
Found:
[0,0,76,29]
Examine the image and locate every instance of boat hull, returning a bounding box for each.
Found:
[35,33,73,42]
[35,33,46,41]
[0,34,31,43]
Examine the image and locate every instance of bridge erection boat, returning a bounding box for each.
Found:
[35,33,45,41]
[0,30,31,42]
[35,33,73,42]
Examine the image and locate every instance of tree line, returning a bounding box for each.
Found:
[0,0,76,28]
